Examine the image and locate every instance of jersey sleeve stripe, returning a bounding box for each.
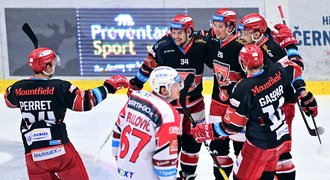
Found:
[136,70,149,83]
[92,87,103,104]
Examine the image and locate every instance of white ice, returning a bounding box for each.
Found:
[1,95,329,180]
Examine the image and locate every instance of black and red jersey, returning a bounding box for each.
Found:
[259,34,298,103]
[133,34,212,107]
[5,78,108,153]
[222,61,304,149]
[204,28,245,104]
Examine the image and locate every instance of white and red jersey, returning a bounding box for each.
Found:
[112,90,181,180]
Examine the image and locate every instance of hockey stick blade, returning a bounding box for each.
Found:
[298,102,324,138]
[311,115,323,144]
[22,23,38,49]
[179,73,229,180]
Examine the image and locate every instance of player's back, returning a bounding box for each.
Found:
[231,63,291,149]
[5,79,78,153]
[7,79,74,126]
[116,90,180,180]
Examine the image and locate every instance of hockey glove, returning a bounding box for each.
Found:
[104,75,128,94]
[300,92,318,117]
[272,23,298,49]
[127,78,144,97]
[191,123,215,143]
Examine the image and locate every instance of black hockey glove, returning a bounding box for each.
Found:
[300,92,318,117]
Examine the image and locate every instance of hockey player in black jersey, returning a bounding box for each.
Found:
[128,14,212,179]
[198,8,246,179]
[238,13,314,179]
[4,47,128,180]
[191,44,318,180]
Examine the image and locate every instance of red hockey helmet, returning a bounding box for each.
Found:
[238,13,267,34]
[212,8,238,27]
[170,14,194,30]
[239,44,264,71]
[28,47,58,73]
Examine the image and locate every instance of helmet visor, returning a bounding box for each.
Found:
[174,74,184,90]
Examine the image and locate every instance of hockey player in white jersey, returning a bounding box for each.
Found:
[112,66,183,180]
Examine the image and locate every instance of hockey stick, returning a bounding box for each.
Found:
[277,5,287,25]
[22,23,39,49]
[179,74,229,180]
[298,102,323,144]
[93,130,113,162]
[277,5,324,139]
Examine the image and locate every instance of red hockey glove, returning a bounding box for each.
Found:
[191,123,215,143]
[104,75,128,94]
[300,92,318,117]
[273,23,298,49]
[127,78,143,97]
[143,54,158,70]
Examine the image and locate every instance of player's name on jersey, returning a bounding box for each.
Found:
[19,100,52,111]
[126,111,150,132]
[259,85,284,107]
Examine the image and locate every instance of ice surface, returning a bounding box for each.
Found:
[1,95,329,180]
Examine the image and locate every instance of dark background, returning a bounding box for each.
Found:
[5,8,258,76]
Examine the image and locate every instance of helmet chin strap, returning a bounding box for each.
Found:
[252,33,264,44]
[42,66,55,78]
[180,30,193,47]
[221,26,235,41]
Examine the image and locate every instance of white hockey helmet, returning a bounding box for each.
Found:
[149,66,183,98]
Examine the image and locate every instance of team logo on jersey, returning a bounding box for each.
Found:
[213,60,230,86]
[219,88,229,101]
